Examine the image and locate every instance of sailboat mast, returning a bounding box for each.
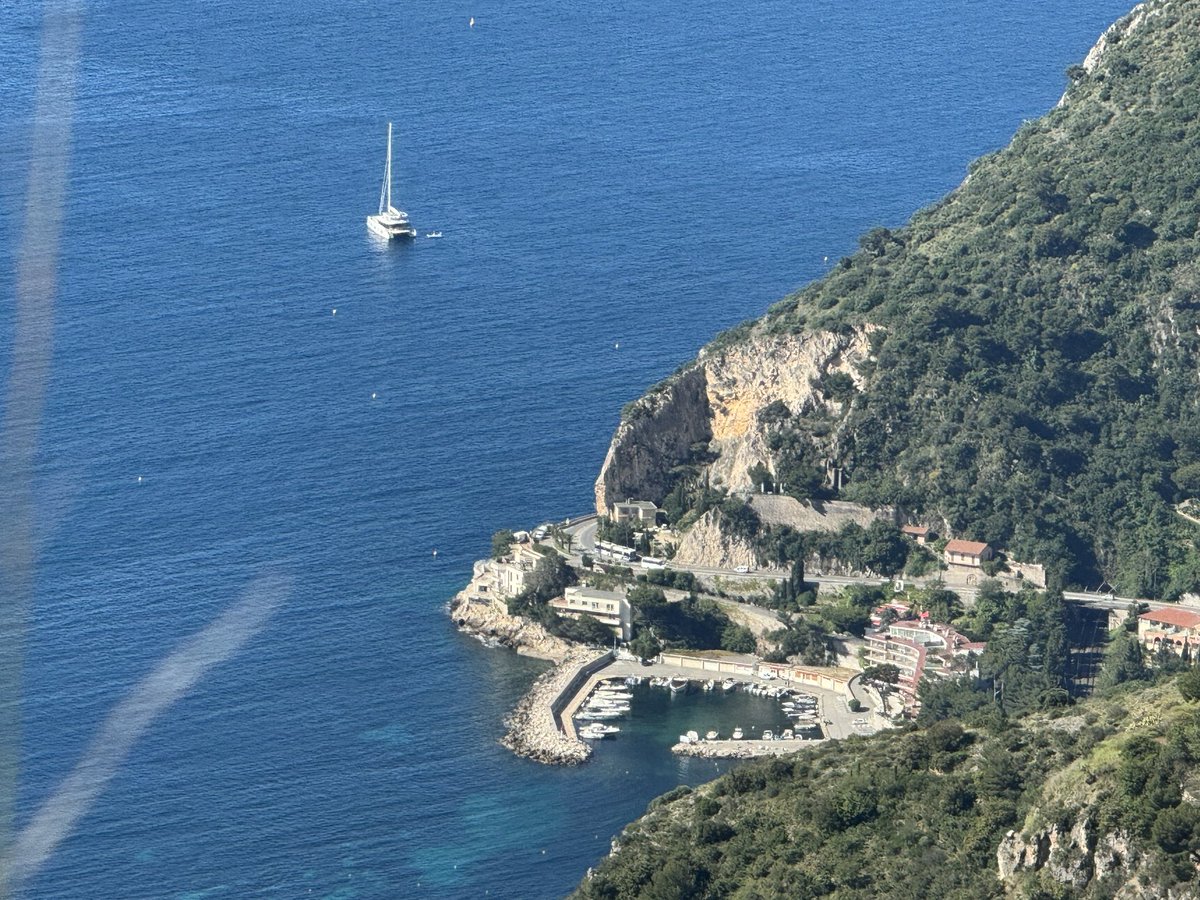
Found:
[385,122,393,212]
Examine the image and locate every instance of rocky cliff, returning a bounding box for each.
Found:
[593,0,1200,597]
[670,509,760,570]
[594,327,876,516]
[449,560,573,662]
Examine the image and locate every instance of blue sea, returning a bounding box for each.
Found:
[1,1,1133,897]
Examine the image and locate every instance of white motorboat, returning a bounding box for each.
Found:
[579,724,612,740]
[721,679,737,692]
[425,231,443,238]
[366,122,417,240]
[731,726,744,740]
[594,692,633,702]
[705,730,719,741]
[686,730,700,743]
[588,723,620,735]
[668,677,690,694]
[703,679,715,691]
[575,709,623,721]
[587,701,630,713]
[781,729,794,740]
[762,730,774,740]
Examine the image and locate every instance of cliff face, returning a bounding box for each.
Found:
[670,509,760,570]
[594,328,876,516]
[595,0,1200,598]
[594,365,711,516]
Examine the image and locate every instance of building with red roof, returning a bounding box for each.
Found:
[1137,607,1200,657]
[944,539,994,568]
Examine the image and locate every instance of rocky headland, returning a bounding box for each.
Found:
[449,558,573,662]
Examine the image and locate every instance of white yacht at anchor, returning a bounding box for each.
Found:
[366,122,417,240]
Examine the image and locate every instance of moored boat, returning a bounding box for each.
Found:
[731,726,744,740]
[365,123,417,240]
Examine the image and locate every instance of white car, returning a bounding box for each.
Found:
[734,565,750,574]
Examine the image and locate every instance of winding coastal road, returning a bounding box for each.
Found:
[552,513,1189,617]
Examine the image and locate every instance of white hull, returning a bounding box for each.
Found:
[366,214,416,240]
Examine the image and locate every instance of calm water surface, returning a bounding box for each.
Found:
[1,1,1132,896]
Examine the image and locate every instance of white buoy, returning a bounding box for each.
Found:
[332,308,337,315]
[136,476,142,483]
[371,392,377,400]
[614,342,620,349]
[432,549,438,557]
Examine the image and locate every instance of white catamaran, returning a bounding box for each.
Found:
[366,122,417,240]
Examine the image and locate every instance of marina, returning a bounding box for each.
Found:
[510,653,867,764]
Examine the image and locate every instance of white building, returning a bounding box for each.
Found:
[612,499,660,525]
[550,586,632,641]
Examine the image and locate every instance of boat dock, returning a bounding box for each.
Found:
[502,646,884,766]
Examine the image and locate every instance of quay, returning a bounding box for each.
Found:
[504,645,888,766]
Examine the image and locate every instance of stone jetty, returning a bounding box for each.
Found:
[501,648,611,766]
[671,737,824,759]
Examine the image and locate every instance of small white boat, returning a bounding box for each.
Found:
[705,730,718,741]
[425,231,443,238]
[587,723,620,735]
[762,730,774,741]
[686,730,699,743]
[731,726,744,740]
[575,709,623,721]
[781,729,794,740]
[366,123,417,240]
[668,677,690,694]
[678,733,694,745]
[703,679,715,692]
[579,724,612,740]
[722,678,737,692]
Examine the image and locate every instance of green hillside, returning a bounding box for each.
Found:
[574,677,1200,899]
[712,0,1200,598]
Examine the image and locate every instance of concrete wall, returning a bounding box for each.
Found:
[550,651,615,734]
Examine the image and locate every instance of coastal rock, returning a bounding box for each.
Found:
[594,366,712,517]
[448,560,573,662]
[594,327,876,517]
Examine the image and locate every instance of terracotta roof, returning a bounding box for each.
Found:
[901,525,930,536]
[1139,608,1200,629]
[945,539,990,556]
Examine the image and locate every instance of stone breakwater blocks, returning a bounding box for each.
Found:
[501,650,604,765]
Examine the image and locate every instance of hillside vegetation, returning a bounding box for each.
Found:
[574,679,1200,899]
[648,0,1200,598]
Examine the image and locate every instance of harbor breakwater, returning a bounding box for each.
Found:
[501,648,612,765]
[671,737,824,759]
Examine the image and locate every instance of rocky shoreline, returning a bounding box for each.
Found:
[500,648,609,766]
[448,560,573,662]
